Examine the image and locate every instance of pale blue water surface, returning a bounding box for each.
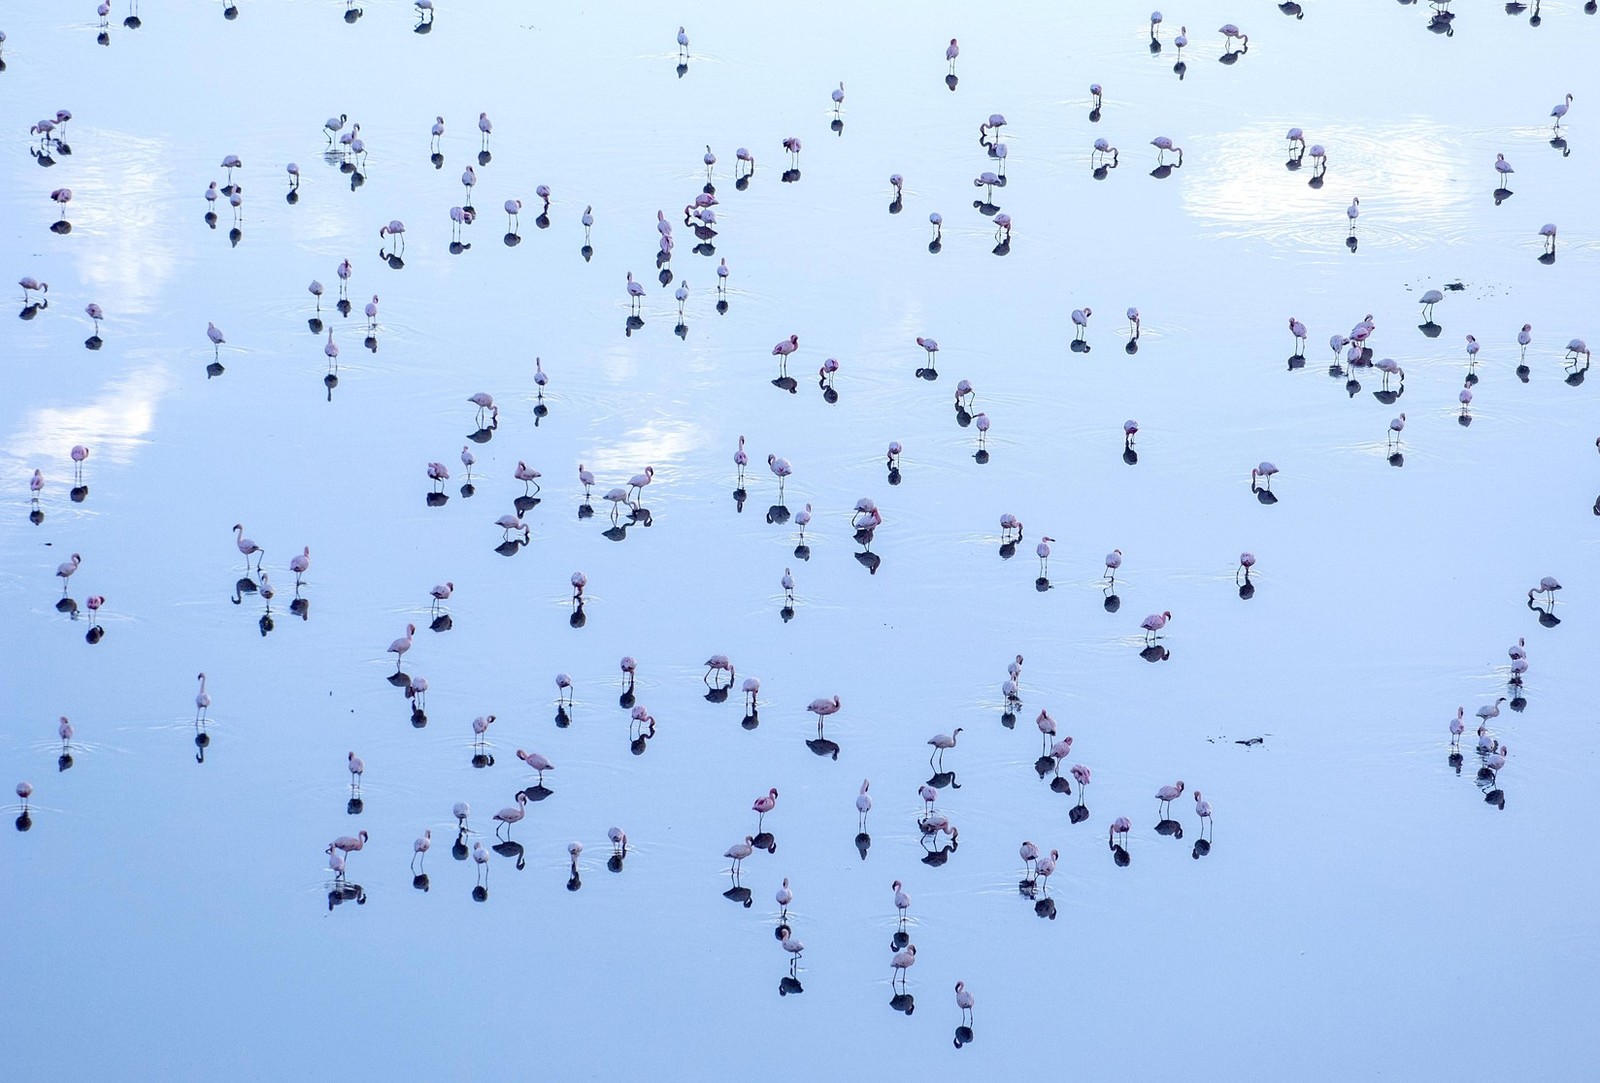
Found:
[2,1,1598,1078]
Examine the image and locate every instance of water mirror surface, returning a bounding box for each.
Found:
[2,1,1597,1076]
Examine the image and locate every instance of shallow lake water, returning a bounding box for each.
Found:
[3,1,1598,1077]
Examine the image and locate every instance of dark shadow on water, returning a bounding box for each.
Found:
[806,738,841,760]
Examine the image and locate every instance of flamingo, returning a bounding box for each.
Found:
[807,695,842,732]
[288,546,310,587]
[1071,308,1093,339]
[955,981,974,1024]
[1037,849,1059,888]
[1566,339,1591,364]
[570,572,587,605]
[1449,707,1465,747]
[1110,817,1132,846]
[1019,840,1040,877]
[946,38,959,70]
[460,445,476,480]
[1237,552,1256,582]
[773,334,799,375]
[427,462,451,490]
[704,655,735,686]
[1518,323,1534,360]
[677,26,689,58]
[1387,413,1407,448]
[890,944,917,984]
[831,82,845,112]
[1347,197,1360,231]
[920,784,939,816]
[927,727,963,767]
[1124,419,1139,447]
[327,831,369,857]
[999,513,1023,542]
[472,841,489,883]
[767,454,792,495]
[1551,93,1573,129]
[1141,611,1171,643]
[1477,697,1508,724]
[1508,638,1527,661]
[1104,549,1122,582]
[1287,128,1306,152]
[781,568,795,606]
[1251,462,1279,490]
[1528,577,1562,604]
[1150,136,1182,165]
[56,552,81,592]
[477,112,492,147]
[514,462,541,495]
[929,212,943,241]
[387,623,416,668]
[429,115,444,150]
[741,677,760,712]
[892,880,911,924]
[752,787,778,830]
[1036,536,1055,577]
[796,503,813,539]
[609,827,628,856]
[346,751,365,789]
[725,836,755,875]
[782,136,802,166]
[1155,780,1185,817]
[379,220,406,254]
[231,524,264,572]
[324,113,348,146]
[1035,709,1057,753]
[1485,746,1508,775]
[1494,154,1514,184]
[733,436,748,482]
[856,780,873,830]
[717,257,730,291]
[516,748,554,784]
[207,322,226,356]
[1218,23,1248,49]
[494,793,528,838]
[776,877,793,916]
[1465,334,1479,367]
[577,463,595,498]
[471,714,496,753]
[16,782,32,812]
[627,465,655,501]
[1071,763,1092,791]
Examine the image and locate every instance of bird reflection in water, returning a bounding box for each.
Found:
[920,824,958,866]
[488,840,525,872]
[327,882,365,910]
[630,715,656,756]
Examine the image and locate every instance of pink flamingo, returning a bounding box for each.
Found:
[1155,780,1185,817]
[387,623,416,668]
[1036,536,1055,577]
[1141,611,1171,643]
[752,787,778,829]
